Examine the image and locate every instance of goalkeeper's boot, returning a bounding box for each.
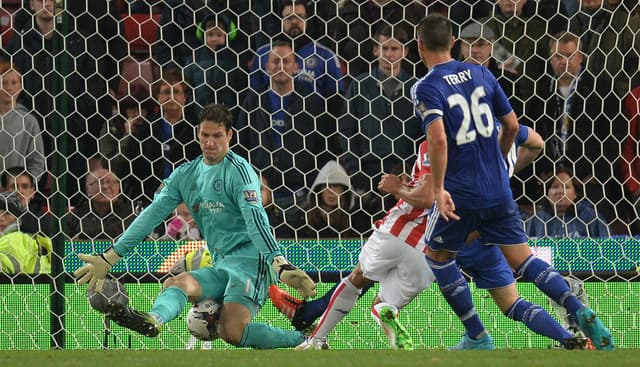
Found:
[448,333,494,350]
[269,285,310,330]
[379,306,414,350]
[562,336,589,350]
[106,303,161,337]
[295,337,329,350]
[576,307,614,350]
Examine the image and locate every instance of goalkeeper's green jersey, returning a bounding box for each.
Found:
[113,151,282,263]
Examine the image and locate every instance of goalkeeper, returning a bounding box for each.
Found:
[74,103,316,349]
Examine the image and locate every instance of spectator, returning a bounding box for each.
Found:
[293,160,368,239]
[331,0,430,79]
[620,85,640,234]
[340,25,422,209]
[250,0,344,102]
[99,95,153,203]
[65,168,135,241]
[526,163,610,238]
[569,0,640,97]
[184,12,247,117]
[526,31,624,227]
[124,69,201,202]
[480,0,550,97]
[153,0,253,74]
[2,0,125,197]
[150,202,202,241]
[1,167,52,236]
[0,61,45,182]
[260,175,295,239]
[0,191,51,274]
[457,21,524,116]
[236,40,340,209]
[2,0,56,137]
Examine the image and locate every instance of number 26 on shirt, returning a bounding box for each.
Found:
[448,86,494,146]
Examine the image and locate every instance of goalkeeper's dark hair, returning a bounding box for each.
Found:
[417,14,452,52]
[198,103,233,131]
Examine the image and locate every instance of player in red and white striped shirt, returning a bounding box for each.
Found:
[288,140,436,350]
[375,140,431,252]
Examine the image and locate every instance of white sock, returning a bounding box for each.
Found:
[185,335,197,350]
[312,277,361,340]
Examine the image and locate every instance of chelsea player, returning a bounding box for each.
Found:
[413,14,613,350]
[75,104,316,349]
[273,123,589,350]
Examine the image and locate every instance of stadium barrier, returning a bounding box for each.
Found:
[0,238,638,350]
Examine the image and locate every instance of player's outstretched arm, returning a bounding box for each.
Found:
[378,173,434,210]
[74,248,122,292]
[272,256,317,299]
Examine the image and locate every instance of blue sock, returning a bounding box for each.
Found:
[427,256,485,339]
[505,298,573,344]
[300,283,337,322]
[150,286,188,324]
[301,281,374,323]
[240,323,303,349]
[516,255,583,321]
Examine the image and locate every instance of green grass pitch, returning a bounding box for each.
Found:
[1,349,636,367]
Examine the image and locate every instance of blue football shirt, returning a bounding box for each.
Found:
[411,60,514,209]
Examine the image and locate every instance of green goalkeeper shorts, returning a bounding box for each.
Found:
[189,254,271,318]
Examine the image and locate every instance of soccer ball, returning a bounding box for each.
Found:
[187,299,222,341]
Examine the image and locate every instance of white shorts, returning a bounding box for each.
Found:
[358,229,435,308]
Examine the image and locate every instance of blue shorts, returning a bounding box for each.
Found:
[189,255,272,318]
[425,200,527,252]
[457,240,514,289]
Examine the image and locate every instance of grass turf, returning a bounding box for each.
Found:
[1,349,636,367]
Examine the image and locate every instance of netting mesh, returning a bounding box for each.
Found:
[0,0,640,350]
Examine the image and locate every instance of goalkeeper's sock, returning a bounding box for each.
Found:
[516,255,583,321]
[239,322,303,349]
[426,256,485,339]
[505,297,573,343]
[301,283,337,323]
[311,277,361,340]
[150,286,188,324]
[301,281,374,324]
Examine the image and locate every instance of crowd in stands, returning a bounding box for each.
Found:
[0,0,640,257]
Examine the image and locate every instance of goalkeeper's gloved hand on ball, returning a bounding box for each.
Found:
[74,248,122,292]
[271,255,316,298]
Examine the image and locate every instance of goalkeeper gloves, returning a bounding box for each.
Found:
[271,255,316,299]
[74,248,122,292]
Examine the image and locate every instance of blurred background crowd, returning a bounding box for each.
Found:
[0,0,639,259]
